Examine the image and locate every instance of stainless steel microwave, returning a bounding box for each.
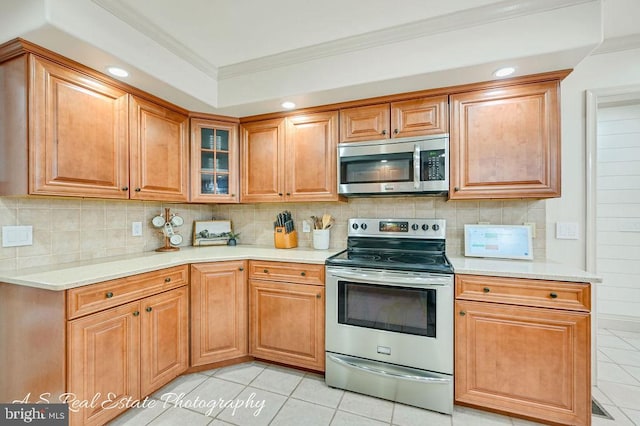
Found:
[338,134,449,196]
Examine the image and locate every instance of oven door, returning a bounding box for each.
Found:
[325,266,453,374]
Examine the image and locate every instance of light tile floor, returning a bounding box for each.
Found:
[108,328,640,426]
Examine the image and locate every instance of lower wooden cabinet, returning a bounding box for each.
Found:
[190,261,248,366]
[67,301,140,426]
[455,275,591,426]
[67,285,188,426]
[249,261,325,371]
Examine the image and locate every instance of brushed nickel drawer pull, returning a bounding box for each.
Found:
[263,269,269,273]
[550,292,558,299]
[164,277,171,283]
[105,292,114,298]
[483,287,490,293]
[301,272,306,277]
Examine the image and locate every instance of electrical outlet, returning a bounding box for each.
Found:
[132,221,143,237]
[524,222,536,238]
[302,220,311,233]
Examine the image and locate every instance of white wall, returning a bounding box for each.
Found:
[546,47,640,269]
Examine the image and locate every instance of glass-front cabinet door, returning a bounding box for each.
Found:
[190,118,239,203]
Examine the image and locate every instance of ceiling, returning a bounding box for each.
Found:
[1,0,639,116]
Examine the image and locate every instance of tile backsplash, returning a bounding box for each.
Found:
[0,196,545,272]
[0,197,215,271]
[212,197,546,258]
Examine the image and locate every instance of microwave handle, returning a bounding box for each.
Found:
[413,144,420,189]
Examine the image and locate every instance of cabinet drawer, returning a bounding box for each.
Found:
[67,265,188,319]
[455,275,590,312]
[248,261,324,285]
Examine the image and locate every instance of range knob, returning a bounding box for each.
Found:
[422,224,429,231]
[432,224,440,231]
[411,224,419,231]
[352,223,359,230]
[361,223,368,230]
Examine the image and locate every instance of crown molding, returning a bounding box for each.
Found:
[91,0,218,79]
[91,0,596,82]
[591,33,640,55]
[218,0,596,79]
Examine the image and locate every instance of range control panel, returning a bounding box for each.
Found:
[348,218,446,239]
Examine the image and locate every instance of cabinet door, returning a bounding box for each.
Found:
[339,103,390,143]
[391,95,448,138]
[449,81,560,199]
[67,301,140,426]
[30,56,129,198]
[190,118,239,203]
[140,287,189,396]
[250,279,324,371]
[240,118,285,202]
[191,262,248,366]
[285,111,340,201]
[129,95,189,201]
[455,300,590,426]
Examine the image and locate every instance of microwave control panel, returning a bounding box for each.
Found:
[422,149,446,181]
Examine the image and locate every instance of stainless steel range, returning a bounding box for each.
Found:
[325,218,453,414]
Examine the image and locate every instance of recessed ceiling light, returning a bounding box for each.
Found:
[494,67,515,77]
[107,66,129,77]
[281,101,296,110]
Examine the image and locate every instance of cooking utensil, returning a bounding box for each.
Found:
[322,213,331,229]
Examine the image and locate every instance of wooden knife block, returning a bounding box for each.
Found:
[274,227,298,249]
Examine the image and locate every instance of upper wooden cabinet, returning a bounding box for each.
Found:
[130,96,189,202]
[0,54,131,198]
[190,118,239,203]
[0,40,190,201]
[449,80,561,199]
[340,95,448,142]
[240,111,340,203]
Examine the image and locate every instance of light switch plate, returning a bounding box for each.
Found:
[132,221,143,237]
[2,226,33,247]
[556,222,579,240]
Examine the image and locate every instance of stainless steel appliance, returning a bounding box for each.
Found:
[325,218,453,414]
[337,135,449,196]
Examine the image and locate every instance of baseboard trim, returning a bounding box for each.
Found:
[597,314,640,332]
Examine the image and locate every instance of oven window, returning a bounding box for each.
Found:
[338,281,436,337]
[340,153,413,184]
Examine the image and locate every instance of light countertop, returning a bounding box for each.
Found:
[448,256,601,284]
[0,246,600,291]
[0,245,342,291]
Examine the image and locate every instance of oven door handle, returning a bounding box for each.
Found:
[328,270,450,287]
[328,353,451,384]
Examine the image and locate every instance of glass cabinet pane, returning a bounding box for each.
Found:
[216,152,229,172]
[201,152,214,171]
[201,128,215,150]
[201,174,215,194]
[215,129,229,151]
[216,175,229,194]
